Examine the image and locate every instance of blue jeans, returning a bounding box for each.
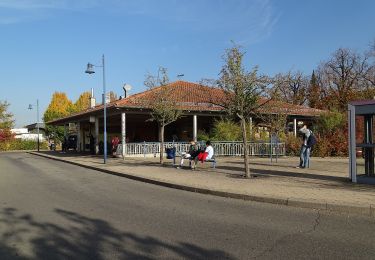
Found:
[299,145,310,168]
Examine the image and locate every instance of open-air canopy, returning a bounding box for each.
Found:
[47,81,323,155]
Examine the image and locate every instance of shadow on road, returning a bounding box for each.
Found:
[0,207,235,260]
[34,151,163,167]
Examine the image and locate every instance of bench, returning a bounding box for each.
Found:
[189,156,217,169]
[205,157,217,168]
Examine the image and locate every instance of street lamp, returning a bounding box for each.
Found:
[85,54,107,164]
[28,99,40,152]
[123,83,132,98]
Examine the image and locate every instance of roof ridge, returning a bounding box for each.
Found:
[115,80,210,105]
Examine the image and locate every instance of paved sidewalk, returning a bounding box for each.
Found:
[30,151,375,217]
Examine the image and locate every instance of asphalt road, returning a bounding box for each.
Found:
[0,152,375,260]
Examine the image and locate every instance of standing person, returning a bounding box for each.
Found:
[297,124,311,169]
[178,141,198,168]
[111,136,120,157]
[89,133,95,155]
[49,139,56,151]
[62,136,68,153]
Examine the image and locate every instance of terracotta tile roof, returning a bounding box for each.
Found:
[112,81,225,111]
[258,99,324,116]
[48,81,324,124]
[114,80,323,116]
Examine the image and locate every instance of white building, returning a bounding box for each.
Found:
[11,128,44,141]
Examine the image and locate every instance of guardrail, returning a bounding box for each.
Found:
[116,141,285,157]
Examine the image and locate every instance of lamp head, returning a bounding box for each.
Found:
[28,104,33,110]
[123,83,132,92]
[123,83,132,98]
[85,63,95,74]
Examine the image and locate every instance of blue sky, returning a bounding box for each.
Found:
[1,0,374,127]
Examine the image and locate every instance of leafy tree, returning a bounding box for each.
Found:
[143,67,182,164]
[216,46,270,178]
[0,101,14,142]
[73,91,91,112]
[307,70,322,108]
[44,92,74,141]
[0,101,14,130]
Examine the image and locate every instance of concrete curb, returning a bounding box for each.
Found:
[29,152,374,218]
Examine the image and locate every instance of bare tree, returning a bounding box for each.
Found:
[143,67,182,164]
[361,40,375,98]
[109,91,118,102]
[318,48,369,111]
[272,71,309,106]
[370,39,375,57]
[216,46,271,178]
[259,104,289,139]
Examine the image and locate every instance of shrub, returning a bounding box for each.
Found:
[310,135,330,157]
[316,111,346,135]
[0,129,15,142]
[0,139,48,151]
[210,119,242,141]
[285,134,300,156]
[197,130,210,142]
[288,129,349,158]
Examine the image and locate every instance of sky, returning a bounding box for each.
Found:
[1,0,374,127]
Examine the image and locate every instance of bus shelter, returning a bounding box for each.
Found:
[348,100,375,183]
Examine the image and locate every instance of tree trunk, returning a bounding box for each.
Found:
[241,118,251,178]
[159,124,164,164]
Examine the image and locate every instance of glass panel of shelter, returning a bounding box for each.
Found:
[355,115,375,177]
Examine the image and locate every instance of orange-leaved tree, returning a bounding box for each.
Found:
[44,92,74,141]
[73,91,91,112]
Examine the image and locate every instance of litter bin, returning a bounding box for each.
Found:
[166,147,176,159]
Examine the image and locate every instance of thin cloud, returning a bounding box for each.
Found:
[0,0,99,10]
[0,0,280,44]
[115,0,280,45]
[0,0,101,24]
[237,0,281,44]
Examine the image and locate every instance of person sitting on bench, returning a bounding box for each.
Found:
[178,141,198,168]
[192,140,214,170]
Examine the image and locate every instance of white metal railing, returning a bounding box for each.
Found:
[116,141,285,157]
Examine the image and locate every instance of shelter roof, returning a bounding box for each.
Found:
[47,81,324,125]
[349,99,375,106]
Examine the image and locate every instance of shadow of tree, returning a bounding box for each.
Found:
[0,207,236,260]
[219,165,348,182]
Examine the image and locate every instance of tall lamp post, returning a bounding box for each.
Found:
[85,54,107,164]
[28,99,40,152]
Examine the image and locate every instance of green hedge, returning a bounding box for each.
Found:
[0,139,49,151]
